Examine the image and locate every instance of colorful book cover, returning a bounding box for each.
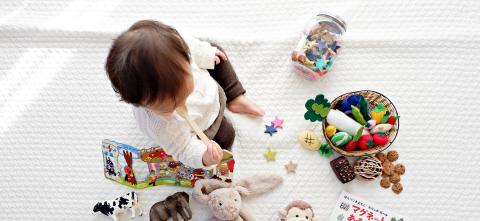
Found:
[329,191,406,221]
[101,139,235,189]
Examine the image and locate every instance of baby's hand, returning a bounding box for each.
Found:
[202,140,223,166]
[214,48,227,65]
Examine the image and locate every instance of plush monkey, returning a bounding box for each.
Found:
[278,200,315,221]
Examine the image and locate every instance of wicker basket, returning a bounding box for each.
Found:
[322,90,399,157]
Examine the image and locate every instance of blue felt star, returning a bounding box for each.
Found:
[331,41,341,53]
[306,34,313,41]
[330,41,337,49]
[305,49,317,61]
[264,123,278,136]
[317,40,327,52]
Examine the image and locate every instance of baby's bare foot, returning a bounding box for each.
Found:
[228,95,265,117]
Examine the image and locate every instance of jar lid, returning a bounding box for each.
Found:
[317,12,347,32]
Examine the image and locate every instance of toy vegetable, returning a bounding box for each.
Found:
[339,95,362,115]
[331,132,352,147]
[373,133,389,146]
[365,119,376,130]
[344,140,358,151]
[358,96,371,120]
[325,125,337,138]
[371,124,393,134]
[358,134,375,150]
[326,109,367,137]
[387,115,400,125]
[351,105,367,125]
[371,103,387,124]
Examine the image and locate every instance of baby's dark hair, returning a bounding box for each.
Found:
[105,20,190,106]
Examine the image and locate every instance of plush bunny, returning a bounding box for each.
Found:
[192,174,283,221]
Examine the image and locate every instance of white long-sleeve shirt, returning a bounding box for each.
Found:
[132,33,219,168]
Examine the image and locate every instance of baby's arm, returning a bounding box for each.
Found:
[133,107,222,167]
[202,140,223,166]
[181,34,226,69]
[164,134,223,167]
[184,35,216,69]
[175,134,208,167]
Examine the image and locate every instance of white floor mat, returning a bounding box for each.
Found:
[1,0,480,220]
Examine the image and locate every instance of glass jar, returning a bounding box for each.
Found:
[291,13,347,80]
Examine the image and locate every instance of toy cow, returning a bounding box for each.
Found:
[92,192,142,221]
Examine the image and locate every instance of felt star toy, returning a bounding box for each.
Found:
[315,58,325,70]
[305,49,317,61]
[313,24,328,34]
[264,148,277,161]
[303,58,315,69]
[285,161,298,173]
[264,123,278,136]
[305,41,317,48]
[327,48,337,56]
[322,32,334,44]
[271,116,284,129]
[331,41,341,53]
[316,40,327,52]
[325,57,336,71]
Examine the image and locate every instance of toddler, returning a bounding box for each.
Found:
[105,20,263,168]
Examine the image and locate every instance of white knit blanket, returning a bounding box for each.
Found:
[1,0,480,220]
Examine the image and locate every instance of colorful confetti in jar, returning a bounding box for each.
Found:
[291,13,347,80]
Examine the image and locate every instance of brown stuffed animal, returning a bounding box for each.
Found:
[149,192,192,221]
[278,200,315,221]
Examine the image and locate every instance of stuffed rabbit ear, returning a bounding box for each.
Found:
[235,174,283,197]
[278,209,287,219]
[192,179,232,203]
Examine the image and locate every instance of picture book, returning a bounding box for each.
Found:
[329,191,406,221]
[101,139,235,189]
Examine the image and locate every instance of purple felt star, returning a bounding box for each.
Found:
[271,116,284,129]
[264,123,278,136]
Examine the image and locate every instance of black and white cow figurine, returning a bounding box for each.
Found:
[92,192,142,221]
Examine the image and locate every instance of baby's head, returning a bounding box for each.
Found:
[105,20,193,115]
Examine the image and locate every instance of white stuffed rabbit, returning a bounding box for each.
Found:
[192,174,283,221]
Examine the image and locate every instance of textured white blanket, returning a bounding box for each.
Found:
[1,0,480,220]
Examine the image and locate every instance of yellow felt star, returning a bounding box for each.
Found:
[285,161,298,173]
[264,148,277,161]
